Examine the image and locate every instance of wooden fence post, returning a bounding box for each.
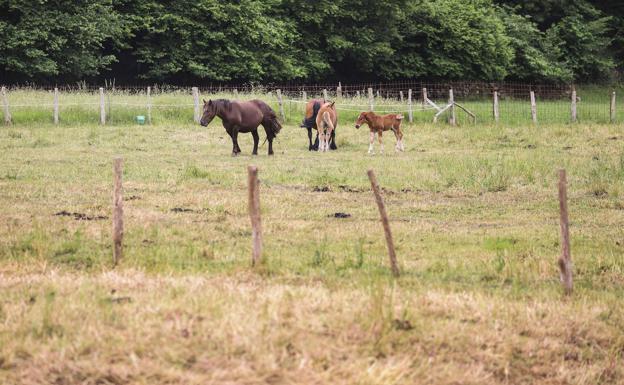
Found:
[558,169,572,295]
[248,165,262,267]
[356,90,361,98]
[399,91,404,103]
[276,89,285,122]
[192,87,200,123]
[112,157,124,266]
[530,91,537,123]
[323,88,328,101]
[99,87,106,125]
[146,86,152,125]
[610,91,616,123]
[367,169,399,278]
[53,87,59,125]
[368,88,374,111]
[493,90,499,123]
[408,89,413,123]
[422,88,428,109]
[1,86,11,125]
[234,88,238,98]
[376,90,380,98]
[337,82,342,98]
[570,88,577,123]
[302,90,307,112]
[449,89,456,126]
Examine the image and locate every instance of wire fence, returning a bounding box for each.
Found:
[1,81,622,126]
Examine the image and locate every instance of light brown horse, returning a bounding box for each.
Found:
[355,111,404,154]
[301,99,337,151]
[316,102,338,152]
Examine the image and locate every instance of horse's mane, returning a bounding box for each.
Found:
[214,99,232,111]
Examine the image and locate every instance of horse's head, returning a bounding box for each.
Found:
[355,112,368,129]
[200,99,217,126]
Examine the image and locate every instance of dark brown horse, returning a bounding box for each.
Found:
[300,99,338,151]
[200,99,281,156]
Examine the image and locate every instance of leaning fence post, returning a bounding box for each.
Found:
[570,87,577,123]
[558,169,573,295]
[112,157,124,266]
[248,165,262,267]
[610,91,616,123]
[1,86,10,125]
[337,82,342,99]
[530,91,537,123]
[99,87,106,125]
[53,87,59,125]
[276,89,285,122]
[493,90,500,123]
[192,87,200,123]
[368,88,374,111]
[146,86,152,125]
[449,89,456,126]
[407,89,414,123]
[367,169,399,277]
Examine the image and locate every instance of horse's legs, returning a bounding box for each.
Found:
[378,130,384,154]
[231,129,241,156]
[313,131,319,151]
[368,131,375,154]
[251,129,259,155]
[307,127,313,151]
[268,137,274,155]
[329,128,337,150]
[391,128,401,152]
[396,126,405,151]
[317,131,324,152]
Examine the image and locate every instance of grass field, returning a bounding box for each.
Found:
[1,96,624,384]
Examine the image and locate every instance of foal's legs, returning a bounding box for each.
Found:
[378,130,384,154]
[368,131,375,154]
[251,129,259,155]
[392,127,404,152]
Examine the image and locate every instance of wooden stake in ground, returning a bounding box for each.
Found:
[610,91,616,123]
[367,169,400,277]
[276,89,285,122]
[448,89,456,126]
[248,165,263,267]
[99,87,106,125]
[558,169,573,295]
[53,87,59,124]
[323,88,328,101]
[407,89,413,123]
[530,91,537,123]
[368,88,374,111]
[1,86,11,125]
[493,90,499,123]
[112,157,124,266]
[337,82,342,99]
[422,88,428,110]
[192,87,200,123]
[147,86,152,125]
[570,88,577,123]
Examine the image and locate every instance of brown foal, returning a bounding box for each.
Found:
[316,102,338,152]
[354,111,404,154]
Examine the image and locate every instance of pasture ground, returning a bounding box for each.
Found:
[1,115,623,384]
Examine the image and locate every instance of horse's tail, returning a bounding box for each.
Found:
[264,109,282,139]
[301,101,321,129]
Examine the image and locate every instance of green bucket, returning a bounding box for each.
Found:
[136,115,146,125]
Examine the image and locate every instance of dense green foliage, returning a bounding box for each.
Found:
[0,0,621,83]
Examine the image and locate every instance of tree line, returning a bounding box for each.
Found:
[0,0,621,85]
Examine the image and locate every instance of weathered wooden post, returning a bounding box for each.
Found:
[368,88,374,111]
[493,90,500,123]
[558,169,572,295]
[449,89,456,126]
[337,82,342,98]
[530,91,537,123]
[367,169,399,278]
[1,86,11,125]
[302,90,307,112]
[192,87,200,123]
[146,86,152,125]
[248,165,262,267]
[112,157,124,266]
[399,91,404,103]
[422,88,428,109]
[99,87,106,125]
[356,90,361,98]
[323,88,328,101]
[570,87,577,123]
[276,89,285,122]
[53,88,59,125]
[407,89,413,123]
[610,91,616,123]
[234,88,238,98]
